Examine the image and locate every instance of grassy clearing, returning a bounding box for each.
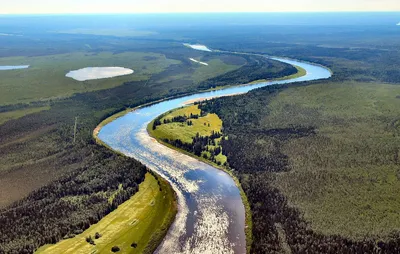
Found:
[191,58,242,83]
[160,105,201,122]
[157,108,222,143]
[0,52,179,105]
[0,106,50,125]
[281,65,308,80]
[151,104,227,165]
[264,82,400,239]
[36,172,176,254]
[155,58,242,85]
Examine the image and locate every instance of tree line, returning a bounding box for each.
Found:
[198,54,297,90]
[0,143,147,254]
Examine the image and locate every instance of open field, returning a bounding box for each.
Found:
[157,105,222,142]
[0,106,50,125]
[161,105,201,122]
[36,172,176,254]
[154,57,242,85]
[150,104,227,165]
[190,58,240,83]
[0,52,179,105]
[156,113,221,143]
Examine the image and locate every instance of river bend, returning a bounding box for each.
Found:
[98,54,331,254]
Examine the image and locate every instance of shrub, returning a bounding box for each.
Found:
[111,246,120,252]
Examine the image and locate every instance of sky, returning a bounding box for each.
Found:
[1,0,400,14]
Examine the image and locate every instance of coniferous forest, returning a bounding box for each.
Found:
[1,14,400,254]
[199,79,400,253]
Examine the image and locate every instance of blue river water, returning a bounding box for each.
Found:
[0,65,29,70]
[98,55,331,254]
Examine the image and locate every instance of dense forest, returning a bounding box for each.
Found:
[198,54,297,89]
[161,131,223,162]
[199,79,400,253]
[0,145,146,253]
[190,25,400,84]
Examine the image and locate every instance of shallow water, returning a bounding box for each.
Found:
[184,43,212,52]
[65,67,133,81]
[0,65,29,70]
[189,58,208,66]
[98,55,331,253]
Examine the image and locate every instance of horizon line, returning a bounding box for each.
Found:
[1,10,400,15]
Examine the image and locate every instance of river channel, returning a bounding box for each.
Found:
[98,53,331,254]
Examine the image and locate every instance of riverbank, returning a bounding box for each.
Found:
[147,107,253,253]
[36,172,177,254]
[93,55,330,253]
[93,57,309,142]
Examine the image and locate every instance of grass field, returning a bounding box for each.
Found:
[0,106,50,125]
[157,105,221,141]
[263,82,400,239]
[36,172,176,254]
[151,105,227,165]
[280,65,307,80]
[191,58,242,83]
[0,52,179,105]
[155,58,242,85]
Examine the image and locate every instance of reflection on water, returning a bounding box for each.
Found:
[98,56,331,253]
[0,65,29,70]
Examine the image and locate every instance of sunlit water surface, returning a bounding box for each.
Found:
[99,55,331,254]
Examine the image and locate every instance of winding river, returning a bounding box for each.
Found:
[98,53,331,254]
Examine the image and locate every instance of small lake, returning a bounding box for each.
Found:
[184,43,212,52]
[189,58,208,66]
[65,67,134,81]
[0,65,29,70]
[98,54,331,254]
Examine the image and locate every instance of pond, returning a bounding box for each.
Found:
[65,67,133,81]
[0,65,29,70]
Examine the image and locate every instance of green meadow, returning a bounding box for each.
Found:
[0,106,50,125]
[150,104,227,165]
[0,52,179,105]
[155,58,242,85]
